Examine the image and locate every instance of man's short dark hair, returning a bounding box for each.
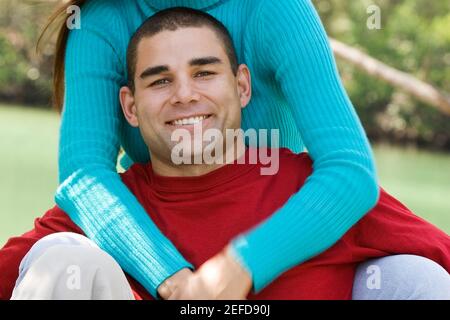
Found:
[126,7,239,91]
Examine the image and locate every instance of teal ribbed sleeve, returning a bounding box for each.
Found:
[56,0,379,297]
[231,0,379,292]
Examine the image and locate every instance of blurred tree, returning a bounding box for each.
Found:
[0,0,56,105]
[315,0,450,149]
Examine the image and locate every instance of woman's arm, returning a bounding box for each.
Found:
[55,3,192,298]
[231,0,380,293]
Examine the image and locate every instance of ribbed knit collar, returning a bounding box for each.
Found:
[145,147,262,193]
[145,0,223,10]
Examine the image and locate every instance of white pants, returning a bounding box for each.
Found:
[11,233,134,300]
[11,232,450,300]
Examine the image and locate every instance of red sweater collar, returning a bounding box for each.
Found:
[145,147,262,193]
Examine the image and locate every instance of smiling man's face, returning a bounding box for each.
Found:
[120,26,251,170]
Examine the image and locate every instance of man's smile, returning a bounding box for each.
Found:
[166,114,213,126]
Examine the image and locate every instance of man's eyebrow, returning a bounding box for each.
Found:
[138,57,222,79]
[189,56,223,66]
[139,65,169,79]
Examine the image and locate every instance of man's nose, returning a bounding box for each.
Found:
[170,78,200,106]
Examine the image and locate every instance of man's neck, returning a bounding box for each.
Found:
[150,140,247,177]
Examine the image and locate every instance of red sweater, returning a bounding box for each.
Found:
[0,148,449,300]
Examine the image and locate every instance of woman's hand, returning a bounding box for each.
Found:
[157,267,194,299]
[160,244,253,300]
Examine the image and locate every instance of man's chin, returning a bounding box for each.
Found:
[167,139,226,165]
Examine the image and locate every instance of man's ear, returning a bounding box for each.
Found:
[236,64,252,109]
[119,86,139,127]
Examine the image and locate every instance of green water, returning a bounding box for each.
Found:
[0,104,448,247]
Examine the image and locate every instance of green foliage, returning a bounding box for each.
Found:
[315,0,450,149]
[0,35,28,84]
[0,0,53,105]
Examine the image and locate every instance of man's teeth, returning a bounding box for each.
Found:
[172,115,208,126]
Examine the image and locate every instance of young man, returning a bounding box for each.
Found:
[1,8,449,300]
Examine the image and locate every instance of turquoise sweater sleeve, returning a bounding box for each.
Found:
[230,0,380,292]
[55,2,192,298]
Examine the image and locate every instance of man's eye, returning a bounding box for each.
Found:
[195,71,215,78]
[150,79,170,87]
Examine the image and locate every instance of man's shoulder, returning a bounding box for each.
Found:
[266,148,313,183]
[278,147,311,160]
[120,163,148,185]
[277,148,313,169]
